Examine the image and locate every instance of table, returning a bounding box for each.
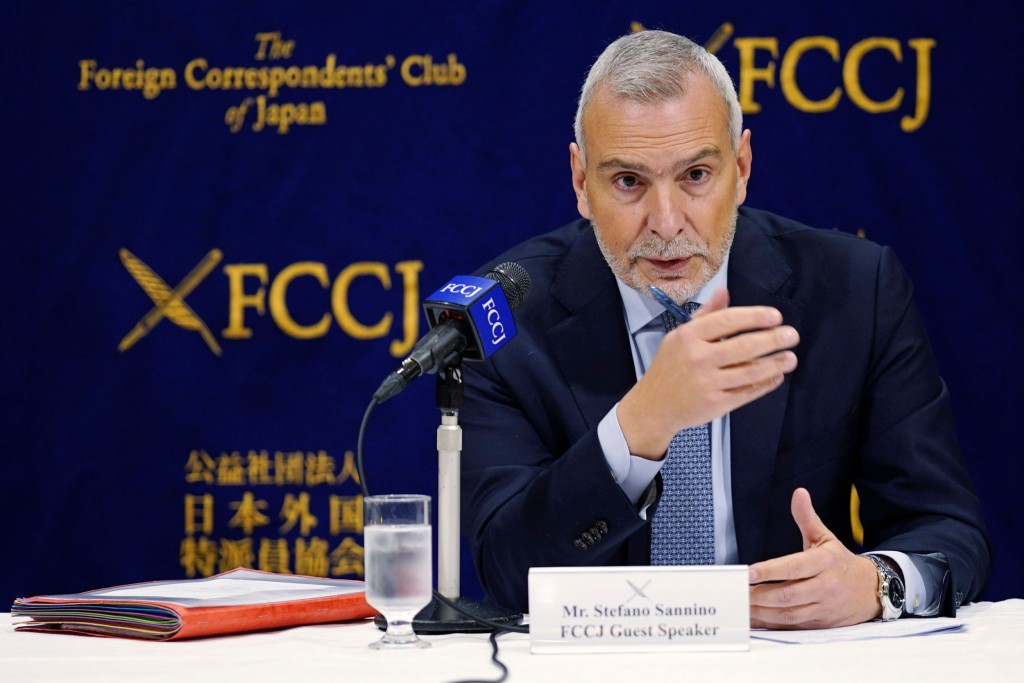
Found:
[3,600,1022,682]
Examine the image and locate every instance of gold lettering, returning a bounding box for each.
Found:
[258,538,291,573]
[253,31,294,61]
[254,32,277,61]
[845,38,903,113]
[269,262,332,339]
[295,537,331,577]
[205,66,224,89]
[253,94,266,132]
[329,537,364,577]
[77,60,96,90]
[447,54,467,85]
[220,538,255,571]
[734,33,936,132]
[77,59,175,99]
[331,262,392,339]
[733,38,778,114]
[251,97,327,134]
[184,494,214,536]
[400,53,465,87]
[318,54,338,84]
[902,38,935,132]
[311,101,327,124]
[180,536,218,578]
[223,264,269,339]
[184,58,207,90]
[225,97,253,133]
[390,260,423,357]
[145,61,175,100]
[780,37,841,113]
[401,54,425,86]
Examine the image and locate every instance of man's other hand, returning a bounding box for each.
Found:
[748,488,881,629]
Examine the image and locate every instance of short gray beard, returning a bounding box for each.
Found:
[593,208,737,303]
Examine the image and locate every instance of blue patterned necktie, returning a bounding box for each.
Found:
[650,303,715,566]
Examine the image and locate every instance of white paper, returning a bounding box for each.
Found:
[51,568,366,606]
[99,578,329,599]
[752,617,963,644]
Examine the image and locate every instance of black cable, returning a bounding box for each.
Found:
[444,630,510,683]
[430,591,527,682]
[355,396,376,499]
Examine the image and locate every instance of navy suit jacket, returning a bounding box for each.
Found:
[460,207,990,613]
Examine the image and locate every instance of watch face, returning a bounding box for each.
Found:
[889,577,906,610]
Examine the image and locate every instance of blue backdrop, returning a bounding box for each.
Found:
[3,0,1021,607]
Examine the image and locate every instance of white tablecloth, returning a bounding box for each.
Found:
[3,600,1022,682]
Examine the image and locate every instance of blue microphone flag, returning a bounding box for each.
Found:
[423,275,517,361]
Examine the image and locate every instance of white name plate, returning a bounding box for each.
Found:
[528,565,749,654]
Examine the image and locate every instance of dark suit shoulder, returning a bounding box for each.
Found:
[475,219,614,317]
[475,219,592,273]
[733,206,896,304]
[738,206,883,259]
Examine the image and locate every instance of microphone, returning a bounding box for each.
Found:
[373,262,531,403]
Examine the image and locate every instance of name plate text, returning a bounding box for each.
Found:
[528,565,749,654]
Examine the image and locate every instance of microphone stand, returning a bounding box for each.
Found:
[407,363,524,633]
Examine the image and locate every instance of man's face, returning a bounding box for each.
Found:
[570,76,752,302]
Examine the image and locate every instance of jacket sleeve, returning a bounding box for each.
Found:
[853,246,992,611]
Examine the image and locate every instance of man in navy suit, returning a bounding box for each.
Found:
[460,30,990,628]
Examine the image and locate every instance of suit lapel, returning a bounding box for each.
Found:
[727,215,803,563]
[544,224,650,566]
[546,225,637,430]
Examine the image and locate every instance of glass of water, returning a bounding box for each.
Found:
[364,494,433,649]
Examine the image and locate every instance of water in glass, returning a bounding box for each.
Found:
[364,495,432,649]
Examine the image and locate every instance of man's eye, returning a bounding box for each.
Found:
[614,174,640,189]
[686,169,709,182]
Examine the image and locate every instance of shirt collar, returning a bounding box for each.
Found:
[615,254,731,334]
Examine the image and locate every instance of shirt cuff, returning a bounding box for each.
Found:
[597,402,665,506]
[868,550,930,616]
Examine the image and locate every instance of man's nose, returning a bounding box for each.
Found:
[644,185,687,242]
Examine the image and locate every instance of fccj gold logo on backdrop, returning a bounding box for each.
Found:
[642,21,934,132]
[118,248,423,358]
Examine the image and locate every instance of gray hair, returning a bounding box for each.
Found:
[573,30,743,162]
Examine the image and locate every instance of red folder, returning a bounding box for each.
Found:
[12,567,377,640]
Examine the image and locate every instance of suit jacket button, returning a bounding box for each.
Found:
[595,520,609,534]
[574,538,588,551]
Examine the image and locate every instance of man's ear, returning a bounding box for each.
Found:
[569,142,591,219]
[735,128,753,206]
